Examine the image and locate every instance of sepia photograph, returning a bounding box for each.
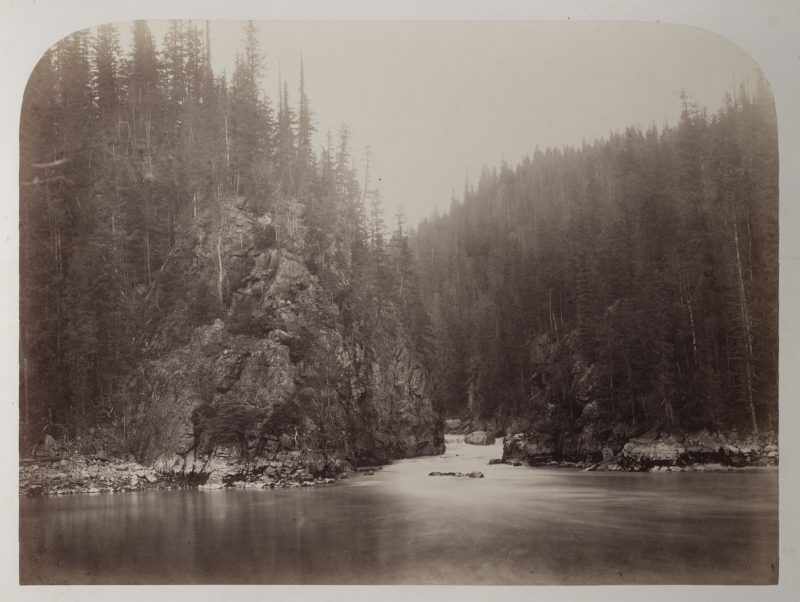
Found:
[7,1,798,596]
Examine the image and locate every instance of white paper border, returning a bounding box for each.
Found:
[2,1,798,601]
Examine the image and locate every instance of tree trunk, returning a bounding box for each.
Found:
[731,212,759,434]
[217,215,225,307]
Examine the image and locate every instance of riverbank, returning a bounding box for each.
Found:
[490,456,778,473]
[21,426,779,497]
[500,428,778,471]
[18,451,367,497]
[20,455,163,497]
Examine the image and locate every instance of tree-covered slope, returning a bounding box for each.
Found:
[19,21,442,467]
[414,87,778,448]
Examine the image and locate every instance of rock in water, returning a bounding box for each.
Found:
[503,432,556,465]
[428,471,484,478]
[444,418,462,433]
[464,431,496,445]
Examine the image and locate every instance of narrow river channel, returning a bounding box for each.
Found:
[20,435,778,584]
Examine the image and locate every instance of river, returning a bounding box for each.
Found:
[20,435,778,585]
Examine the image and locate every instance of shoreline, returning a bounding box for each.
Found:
[489,457,779,473]
[452,423,780,474]
[18,453,359,497]
[20,448,778,498]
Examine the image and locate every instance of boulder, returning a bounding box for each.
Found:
[464,431,496,446]
[444,418,462,433]
[26,485,44,497]
[619,437,682,470]
[502,432,556,465]
[468,471,484,478]
[201,473,225,489]
[504,417,532,436]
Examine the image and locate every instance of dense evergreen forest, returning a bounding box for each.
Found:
[20,21,433,451]
[414,85,778,439]
[19,19,778,458]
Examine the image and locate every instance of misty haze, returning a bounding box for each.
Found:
[19,20,778,585]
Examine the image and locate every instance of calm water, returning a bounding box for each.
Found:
[20,435,778,584]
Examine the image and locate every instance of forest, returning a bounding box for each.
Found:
[414,84,778,441]
[20,20,434,454]
[19,20,778,458]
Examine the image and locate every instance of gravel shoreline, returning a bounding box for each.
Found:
[19,454,361,497]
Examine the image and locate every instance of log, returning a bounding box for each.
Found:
[584,453,623,472]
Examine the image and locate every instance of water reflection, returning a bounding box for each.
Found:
[20,435,778,584]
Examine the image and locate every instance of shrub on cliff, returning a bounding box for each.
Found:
[191,402,266,454]
[190,399,310,457]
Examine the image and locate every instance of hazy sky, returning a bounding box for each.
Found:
[122,20,764,227]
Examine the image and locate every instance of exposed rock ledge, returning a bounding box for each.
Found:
[501,430,778,471]
[19,449,351,497]
[616,432,778,471]
[21,455,165,497]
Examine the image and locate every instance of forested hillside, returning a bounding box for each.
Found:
[414,87,778,442]
[20,21,439,465]
[18,18,779,468]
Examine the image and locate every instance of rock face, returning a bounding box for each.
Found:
[121,197,443,477]
[464,430,496,446]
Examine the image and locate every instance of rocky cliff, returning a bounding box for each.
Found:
[120,198,443,480]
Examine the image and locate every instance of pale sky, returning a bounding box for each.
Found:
[119,20,764,226]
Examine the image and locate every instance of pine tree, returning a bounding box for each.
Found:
[229,21,272,209]
[274,80,296,197]
[296,58,316,203]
